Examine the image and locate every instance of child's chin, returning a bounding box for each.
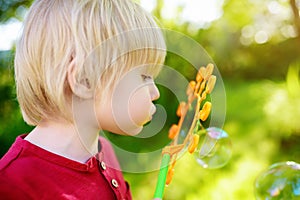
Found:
[117,126,143,136]
[128,126,143,136]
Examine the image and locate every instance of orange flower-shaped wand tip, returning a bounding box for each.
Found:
[176,102,186,117]
[188,134,199,154]
[199,67,206,80]
[186,81,196,96]
[168,124,179,139]
[206,63,214,77]
[199,101,212,121]
[166,167,175,185]
[196,71,203,83]
[206,75,216,94]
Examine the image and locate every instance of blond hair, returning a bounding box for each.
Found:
[15,0,166,125]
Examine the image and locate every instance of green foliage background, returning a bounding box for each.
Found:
[1,0,300,199]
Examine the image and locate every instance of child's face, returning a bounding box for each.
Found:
[95,66,160,135]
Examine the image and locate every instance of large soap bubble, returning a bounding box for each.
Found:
[255,161,300,199]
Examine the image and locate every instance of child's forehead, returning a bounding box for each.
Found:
[126,64,161,76]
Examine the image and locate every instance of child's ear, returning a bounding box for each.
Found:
[67,59,93,99]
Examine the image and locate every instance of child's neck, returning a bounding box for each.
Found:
[25,120,99,163]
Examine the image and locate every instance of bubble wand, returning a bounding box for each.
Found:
[153,63,231,199]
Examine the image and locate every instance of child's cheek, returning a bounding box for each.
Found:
[128,87,153,126]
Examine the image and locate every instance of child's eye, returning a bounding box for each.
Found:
[141,74,153,82]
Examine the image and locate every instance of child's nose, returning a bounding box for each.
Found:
[150,83,160,101]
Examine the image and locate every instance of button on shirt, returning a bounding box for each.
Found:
[0,135,132,200]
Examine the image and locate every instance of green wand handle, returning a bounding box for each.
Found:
[153,153,171,199]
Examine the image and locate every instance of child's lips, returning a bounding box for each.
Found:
[150,104,156,115]
[148,104,156,120]
[141,105,156,126]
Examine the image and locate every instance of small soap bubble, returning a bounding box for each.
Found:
[194,127,232,169]
[255,161,300,200]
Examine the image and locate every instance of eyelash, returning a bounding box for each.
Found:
[141,74,153,81]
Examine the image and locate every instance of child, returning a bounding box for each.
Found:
[0,0,166,199]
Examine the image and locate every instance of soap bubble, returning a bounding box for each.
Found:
[255,161,300,200]
[194,127,232,169]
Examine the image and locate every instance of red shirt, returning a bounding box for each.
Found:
[0,134,132,200]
